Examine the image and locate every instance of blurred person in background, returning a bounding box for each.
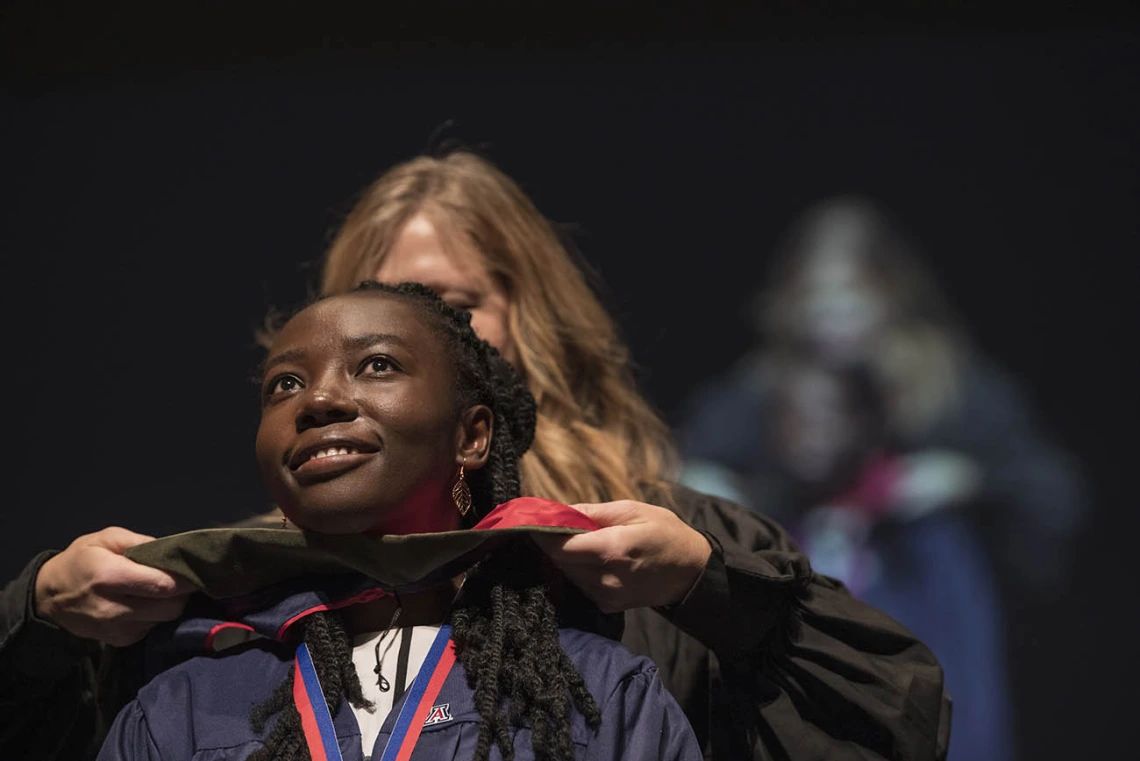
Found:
[756,356,1011,761]
[681,195,1085,595]
[680,195,1086,761]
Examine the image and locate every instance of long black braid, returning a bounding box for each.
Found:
[248,611,369,761]
[249,281,600,761]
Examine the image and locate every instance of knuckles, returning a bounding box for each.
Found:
[87,560,131,596]
[86,600,127,624]
[78,526,128,549]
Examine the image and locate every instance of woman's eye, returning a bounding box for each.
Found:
[267,375,302,396]
[361,356,399,375]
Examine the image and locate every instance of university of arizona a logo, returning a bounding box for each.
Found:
[424,703,453,726]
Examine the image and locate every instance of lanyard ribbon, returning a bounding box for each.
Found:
[293,625,457,761]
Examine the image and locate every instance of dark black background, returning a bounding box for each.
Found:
[2,3,1137,758]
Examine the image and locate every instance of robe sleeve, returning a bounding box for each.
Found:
[0,551,105,761]
[95,701,162,761]
[587,666,704,761]
[661,485,952,760]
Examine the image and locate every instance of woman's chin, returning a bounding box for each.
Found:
[282,504,388,535]
[279,495,460,536]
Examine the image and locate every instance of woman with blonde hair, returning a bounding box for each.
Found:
[5,160,951,761]
[320,152,676,510]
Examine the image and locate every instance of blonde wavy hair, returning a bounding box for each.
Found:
[759,196,969,438]
[320,152,677,505]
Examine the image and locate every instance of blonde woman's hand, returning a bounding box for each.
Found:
[534,501,712,613]
[34,527,196,647]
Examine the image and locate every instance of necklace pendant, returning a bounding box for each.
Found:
[372,604,402,694]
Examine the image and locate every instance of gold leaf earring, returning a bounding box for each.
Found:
[452,457,472,517]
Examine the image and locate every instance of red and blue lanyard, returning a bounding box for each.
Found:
[293,624,456,761]
[289,499,600,760]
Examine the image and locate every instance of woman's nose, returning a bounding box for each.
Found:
[296,382,358,431]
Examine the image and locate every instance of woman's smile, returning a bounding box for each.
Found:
[287,433,383,485]
[292,447,379,485]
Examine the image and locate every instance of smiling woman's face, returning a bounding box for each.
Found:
[255,292,471,535]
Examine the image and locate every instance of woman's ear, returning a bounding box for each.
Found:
[455,404,492,470]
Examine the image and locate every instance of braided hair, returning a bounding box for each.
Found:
[249,281,601,761]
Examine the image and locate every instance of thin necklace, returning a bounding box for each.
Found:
[372,605,403,692]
